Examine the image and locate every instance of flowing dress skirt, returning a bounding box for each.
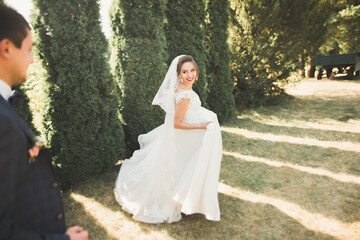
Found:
[114,107,222,223]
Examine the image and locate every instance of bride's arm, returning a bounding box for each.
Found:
[174,98,211,130]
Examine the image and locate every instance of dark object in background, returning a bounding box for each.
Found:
[311,52,360,80]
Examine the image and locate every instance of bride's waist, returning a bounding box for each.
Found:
[183,108,217,123]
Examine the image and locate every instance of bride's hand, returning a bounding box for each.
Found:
[201,121,213,129]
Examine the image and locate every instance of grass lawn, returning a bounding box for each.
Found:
[62,78,360,240]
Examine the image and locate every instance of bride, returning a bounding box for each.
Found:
[114,55,223,223]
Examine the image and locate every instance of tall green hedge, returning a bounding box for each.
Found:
[165,0,208,106]
[11,85,39,135]
[206,0,235,122]
[32,0,125,187]
[110,0,167,152]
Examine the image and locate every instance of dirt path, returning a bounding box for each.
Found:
[285,79,360,131]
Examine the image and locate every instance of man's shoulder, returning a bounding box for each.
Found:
[0,98,13,115]
[0,100,17,131]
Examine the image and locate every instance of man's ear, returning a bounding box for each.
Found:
[0,39,12,59]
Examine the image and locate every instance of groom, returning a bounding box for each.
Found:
[0,4,88,240]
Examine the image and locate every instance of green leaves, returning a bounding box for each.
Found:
[110,0,167,152]
[206,0,235,123]
[229,0,329,108]
[326,4,360,53]
[165,0,208,106]
[33,0,125,188]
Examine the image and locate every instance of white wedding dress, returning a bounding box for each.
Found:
[114,56,223,224]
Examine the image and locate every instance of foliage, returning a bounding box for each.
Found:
[325,4,360,54]
[165,0,208,106]
[229,0,326,108]
[308,0,359,55]
[32,0,125,187]
[299,0,336,57]
[230,1,291,108]
[205,0,235,122]
[110,0,167,152]
[11,85,39,135]
[295,0,335,76]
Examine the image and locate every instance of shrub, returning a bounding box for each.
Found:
[32,0,125,187]
[110,0,167,152]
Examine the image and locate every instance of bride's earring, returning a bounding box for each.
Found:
[178,76,183,83]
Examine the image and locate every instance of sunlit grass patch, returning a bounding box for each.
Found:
[218,183,360,240]
[220,153,360,223]
[62,79,360,239]
[222,130,360,176]
[223,151,360,185]
[221,126,360,153]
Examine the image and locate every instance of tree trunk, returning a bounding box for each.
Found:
[299,53,305,77]
[305,57,315,78]
[316,68,323,80]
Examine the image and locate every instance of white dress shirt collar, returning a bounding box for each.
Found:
[0,79,13,101]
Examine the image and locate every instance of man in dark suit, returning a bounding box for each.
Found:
[0,4,88,240]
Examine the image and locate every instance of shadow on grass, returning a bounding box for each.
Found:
[63,191,118,240]
[221,154,360,223]
[249,94,360,123]
[68,175,337,240]
[148,193,336,240]
[69,138,360,225]
[214,193,336,240]
[222,131,360,176]
[70,166,123,213]
[227,116,360,143]
[67,166,345,239]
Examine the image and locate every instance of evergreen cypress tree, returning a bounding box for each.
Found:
[11,85,39,135]
[206,0,235,123]
[110,0,167,152]
[165,0,208,106]
[32,0,125,187]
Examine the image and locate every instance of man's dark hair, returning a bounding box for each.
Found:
[0,3,30,48]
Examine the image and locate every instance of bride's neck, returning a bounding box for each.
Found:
[178,83,192,90]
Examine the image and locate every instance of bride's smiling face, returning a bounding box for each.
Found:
[179,62,197,87]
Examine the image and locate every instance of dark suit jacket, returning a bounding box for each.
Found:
[0,96,69,240]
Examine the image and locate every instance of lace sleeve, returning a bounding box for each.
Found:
[175,91,194,104]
